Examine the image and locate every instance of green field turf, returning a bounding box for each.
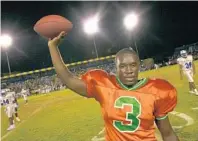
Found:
[1,62,198,141]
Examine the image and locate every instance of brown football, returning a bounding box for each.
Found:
[34,15,73,39]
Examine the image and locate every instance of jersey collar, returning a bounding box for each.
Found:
[116,76,148,91]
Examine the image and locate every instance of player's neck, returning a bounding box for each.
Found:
[124,80,139,88]
[116,77,148,91]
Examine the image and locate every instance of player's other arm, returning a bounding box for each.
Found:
[179,65,183,80]
[48,32,87,97]
[154,81,179,141]
[177,59,183,80]
[155,117,179,141]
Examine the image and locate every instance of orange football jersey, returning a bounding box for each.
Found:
[81,69,177,141]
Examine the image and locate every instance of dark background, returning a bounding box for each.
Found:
[1,1,198,73]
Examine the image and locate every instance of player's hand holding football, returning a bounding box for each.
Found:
[48,31,66,48]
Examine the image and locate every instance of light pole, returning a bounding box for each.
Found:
[83,16,99,58]
[0,35,13,75]
[93,35,98,58]
[124,13,139,57]
[5,50,11,75]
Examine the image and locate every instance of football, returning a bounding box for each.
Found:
[34,15,73,39]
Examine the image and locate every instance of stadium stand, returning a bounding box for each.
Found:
[1,43,198,98]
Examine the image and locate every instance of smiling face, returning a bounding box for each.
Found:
[115,50,140,86]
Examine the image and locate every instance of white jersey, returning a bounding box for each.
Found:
[177,55,193,71]
[5,92,16,104]
[21,89,27,94]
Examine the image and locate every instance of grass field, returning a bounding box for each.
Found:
[1,62,198,141]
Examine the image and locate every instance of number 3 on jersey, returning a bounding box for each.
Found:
[113,96,141,132]
[185,62,192,69]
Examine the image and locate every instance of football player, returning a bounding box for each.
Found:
[4,92,16,131]
[47,32,179,141]
[177,50,197,95]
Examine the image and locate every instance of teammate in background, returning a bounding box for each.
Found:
[47,32,179,141]
[177,50,198,95]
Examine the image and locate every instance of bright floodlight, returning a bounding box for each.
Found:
[0,35,12,48]
[83,16,99,35]
[124,13,138,30]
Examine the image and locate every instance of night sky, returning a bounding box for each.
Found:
[1,1,198,74]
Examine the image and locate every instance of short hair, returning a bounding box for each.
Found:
[115,48,139,61]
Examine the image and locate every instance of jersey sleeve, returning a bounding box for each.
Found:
[189,55,193,61]
[154,86,177,120]
[81,69,108,101]
[177,58,181,65]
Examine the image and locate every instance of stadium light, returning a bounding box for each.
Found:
[0,34,13,75]
[124,13,138,31]
[124,13,139,57]
[83,16,99,58]
[0,35,12,48]
[83,16,99,35]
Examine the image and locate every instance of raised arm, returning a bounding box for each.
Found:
[48,32,87,97]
